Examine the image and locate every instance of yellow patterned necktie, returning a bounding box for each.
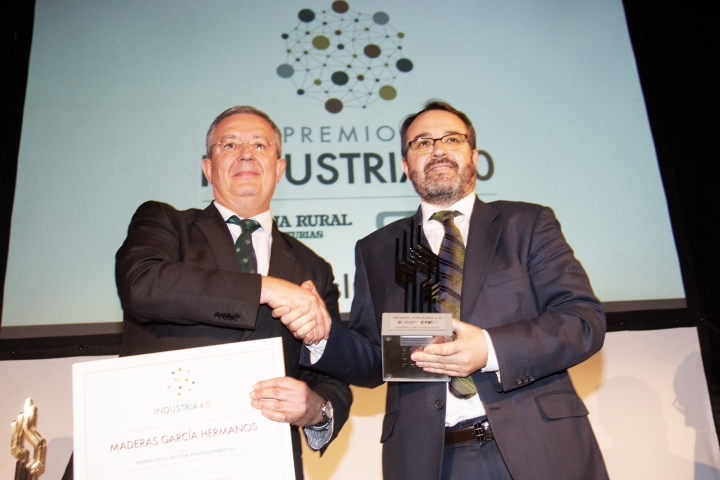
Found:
[431,210,478,399]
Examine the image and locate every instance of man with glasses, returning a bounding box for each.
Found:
[282,101,607,479]
[63,106,351,480]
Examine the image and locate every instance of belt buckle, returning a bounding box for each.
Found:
[473,421,486,441]
[473,420,491,442]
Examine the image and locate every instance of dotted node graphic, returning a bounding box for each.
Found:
[277,1,413,113]
[167,367,195,397]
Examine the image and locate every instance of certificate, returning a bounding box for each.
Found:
[72,337,295,480]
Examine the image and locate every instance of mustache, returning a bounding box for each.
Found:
[424,157,459,174]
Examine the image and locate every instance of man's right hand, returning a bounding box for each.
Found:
[411,318,489,376]
[261,277,330,344]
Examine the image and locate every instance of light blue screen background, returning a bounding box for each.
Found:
[2,0,684,325]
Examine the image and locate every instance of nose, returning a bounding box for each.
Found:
[235,143,256,161]
[430,138,448,156]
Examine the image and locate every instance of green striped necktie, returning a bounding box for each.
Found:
[226,216,261,273]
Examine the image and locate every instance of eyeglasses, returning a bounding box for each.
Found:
[405,133,469,155]
[210,138,277,157]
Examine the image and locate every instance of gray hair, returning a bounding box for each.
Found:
[205,106,282,158]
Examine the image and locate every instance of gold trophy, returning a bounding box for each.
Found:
[10,398,46,480]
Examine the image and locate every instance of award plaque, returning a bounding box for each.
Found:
[382,218,452,382]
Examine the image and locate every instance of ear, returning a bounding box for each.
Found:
[201,157,213,185]
[275,157,287,184]
[401,157,410,177]
[471,149,479,168]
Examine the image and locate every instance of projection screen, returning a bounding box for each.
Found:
[2,0,685,326]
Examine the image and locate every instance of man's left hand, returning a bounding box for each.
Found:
[250,377,324,427]
[411,318,489,377]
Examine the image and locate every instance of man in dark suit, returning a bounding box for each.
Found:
[280,101,608,479]
[63,106,351,480]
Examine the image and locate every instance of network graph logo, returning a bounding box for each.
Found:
[277,1,413,114]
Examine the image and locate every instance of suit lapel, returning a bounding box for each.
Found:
[193,202,244,342]
[460,197,501,322]
[194,202,241,273]
[267,224,298,280]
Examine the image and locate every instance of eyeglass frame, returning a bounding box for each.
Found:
[404,133,470,156]
[209,137,279,157]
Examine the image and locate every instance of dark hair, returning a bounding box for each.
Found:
[205,106,282,157]
[399,100,477,156]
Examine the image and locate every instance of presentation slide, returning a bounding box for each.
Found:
[2,0,684,326]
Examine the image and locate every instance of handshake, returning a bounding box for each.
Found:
[260,277,331,345]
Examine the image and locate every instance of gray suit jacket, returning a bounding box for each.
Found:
[307,197,608,480]
[116,200,352,478]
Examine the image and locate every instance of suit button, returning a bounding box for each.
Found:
[434,400,444,410]
[233,314,240,321]
[214,312,221,319]
[516,378,523,385]
[529,375,535,382]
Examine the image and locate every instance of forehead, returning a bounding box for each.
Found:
[407,110,467,139]
[212,113,275,140]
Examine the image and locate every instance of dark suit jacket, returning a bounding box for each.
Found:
[115,200,352,478]
[307,197,608,480]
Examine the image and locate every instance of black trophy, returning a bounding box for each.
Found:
[382,218,451,381]
[394,217,441,312]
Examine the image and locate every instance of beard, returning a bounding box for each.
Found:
[408,156,476,206]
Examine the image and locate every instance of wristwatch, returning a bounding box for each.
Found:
[309,395,333,430]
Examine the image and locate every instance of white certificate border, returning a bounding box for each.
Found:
[72,337,294,480]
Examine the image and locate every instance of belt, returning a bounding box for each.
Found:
[444,419,494,446]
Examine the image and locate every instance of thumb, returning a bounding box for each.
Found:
[451,317,465,334]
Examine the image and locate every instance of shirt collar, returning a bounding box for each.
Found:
[420,192,477,225]
[213,201,274,234]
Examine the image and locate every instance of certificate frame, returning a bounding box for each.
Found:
[72,337,295,480]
